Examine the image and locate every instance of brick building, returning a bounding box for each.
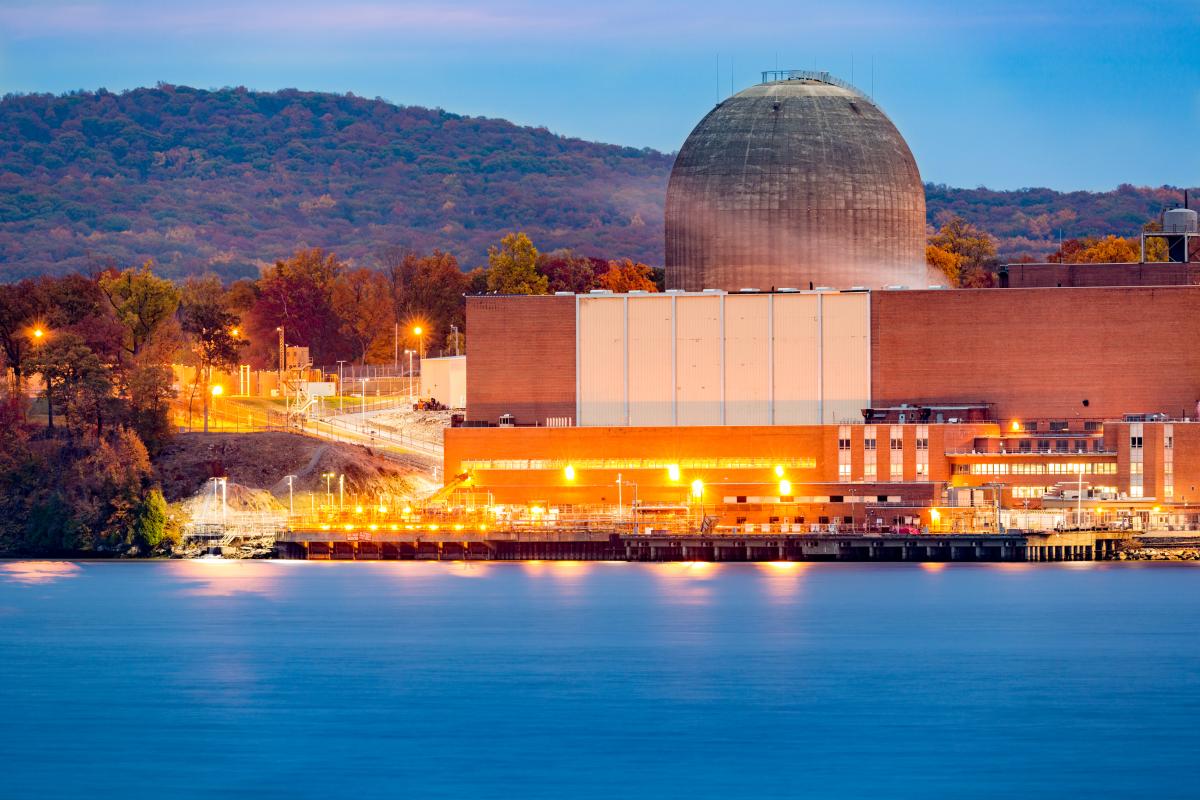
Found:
[449,285,1200,532]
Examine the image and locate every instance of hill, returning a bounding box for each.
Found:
[0,85,1188,279]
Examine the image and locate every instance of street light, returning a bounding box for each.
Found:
[285,475,296,517]
[336,360,347,412]
[322,472,335,508]
[413,325,424,359]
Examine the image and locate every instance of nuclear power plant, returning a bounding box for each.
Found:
[430,69,1200,549]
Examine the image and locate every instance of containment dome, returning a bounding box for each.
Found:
[665,71,926,291]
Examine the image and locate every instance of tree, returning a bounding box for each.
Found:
[539,249,601,293]
[1073,235,1139,263]
[599,258,658,293]
[248,248,349,367]
[180,276,241,433]
[928,217,998,287]
[28,332,112,437]
[381,248,469,358]
[98,262,181,359]
[486,232,547,295]
[331,267,394,364]
[925,244,963,287]
[0,279,46,396]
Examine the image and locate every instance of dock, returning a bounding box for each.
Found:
[274,528,1127,562]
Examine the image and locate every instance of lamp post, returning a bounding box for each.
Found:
[322,472,335,509]
[30,327,50,429]
[285,475,295,517]
[413,325,424,359]
[338,473,345,510]
[407,349,415,403]
[336,360,347,413]
[451,324,460,357]
[361,376,367,417]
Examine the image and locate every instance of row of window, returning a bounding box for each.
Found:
[953,462,1119,476]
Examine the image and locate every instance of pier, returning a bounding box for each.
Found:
[275,528,1126,562]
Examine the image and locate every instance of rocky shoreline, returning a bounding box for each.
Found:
[1113,547,1200,561]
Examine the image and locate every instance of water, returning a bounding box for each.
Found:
[0,560,1196,799]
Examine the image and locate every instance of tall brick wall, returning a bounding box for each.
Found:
[466,294,576,425]
[872,287,1200,421]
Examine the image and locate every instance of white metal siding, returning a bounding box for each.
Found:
[578,297,626,425]
[724,294,771,425]
[820,292,870,423]
[675,294,723,425]
[772,293,821,424]
[574,290,871,427]
[627,296,675,426]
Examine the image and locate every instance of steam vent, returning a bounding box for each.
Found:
[665,70,927,291]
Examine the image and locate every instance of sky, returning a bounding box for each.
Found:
[0,0,1197,191]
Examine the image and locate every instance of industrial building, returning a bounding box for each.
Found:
[442,70,1200,535]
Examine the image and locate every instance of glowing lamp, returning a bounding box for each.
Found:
[774,464,784,478]
[691,479,704,499]
[210,385,224,397]
[779,479,792,496]
[413,326,423,336]
[32,328,44,340]
[930,508,941,523]
[564,465,576,481]
[1011,420,1021,432]
[667,464,681,481]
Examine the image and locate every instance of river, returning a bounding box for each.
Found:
[0,560,1196,799]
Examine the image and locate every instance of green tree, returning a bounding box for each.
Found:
[98,262,181,359]
[29,332,112,436]
[486,232,547,295]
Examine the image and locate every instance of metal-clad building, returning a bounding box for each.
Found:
[665,71,926,292]
[574,290,870,426]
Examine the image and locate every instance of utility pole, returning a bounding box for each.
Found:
[451,324,460,356]
[393,322,399,371]
[286,475,295,517]
[361,377,367,417]
[338,473,344,510]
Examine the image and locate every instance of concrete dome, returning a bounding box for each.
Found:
[665,72,926,291]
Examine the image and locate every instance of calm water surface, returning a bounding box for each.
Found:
[0,560,1196,799]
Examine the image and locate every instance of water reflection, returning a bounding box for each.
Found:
[0,561,82,585]
[754,561,808,602]
[650,562,720,605]
[166,559,284,598]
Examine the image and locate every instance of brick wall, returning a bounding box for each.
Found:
[1000,262,1200,288]
[872,287,1200,421]
[465,295,576,425]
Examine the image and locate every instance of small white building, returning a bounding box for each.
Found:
[421,356,466,409]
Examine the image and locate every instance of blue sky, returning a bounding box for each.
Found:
[1,0,1197,190]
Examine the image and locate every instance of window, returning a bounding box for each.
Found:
[1130,436,1143,449]
[1025,422,1039,432]
[864,438,876,451]
[1049,421,1068,432]
[838,438,851,450]
[1166,436,1174,449]
[843,516,853,525]
[916,438,928,451]
[890,438,903,450]
[1019,440,1032,453]
[1084,421,1101,432]
[1056,440,1069,453]
[838,463,852,479]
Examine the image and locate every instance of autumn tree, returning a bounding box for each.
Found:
[248,248,349,367]
[381,248,469,356]
[539,249,602,293]
[486,232,547,295]
[0,279,46,396]
[180,276,242,432]
[928,217,998,287]
[599,258,658,293]
[925,245,962,287]
[331,267,394,364]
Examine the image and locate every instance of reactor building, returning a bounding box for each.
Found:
[665,71,927,292]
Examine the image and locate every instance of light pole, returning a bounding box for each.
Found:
[31,327,50,429]
[451,324,460,356]
[361,376,367,417]
[407,350,415,402]
[393,322,399,371]
[337,360,347,413]
[323,472,335,509]
[338,473,345,510]
[285,475,295,517]
[413,325,424,359]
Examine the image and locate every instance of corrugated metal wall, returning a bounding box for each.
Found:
[577,291,870,427]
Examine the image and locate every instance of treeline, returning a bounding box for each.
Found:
[1,86,1190,282]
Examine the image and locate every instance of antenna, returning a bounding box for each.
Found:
[870,55,875,100]
[716,54,720,103]
[730,56,734,97]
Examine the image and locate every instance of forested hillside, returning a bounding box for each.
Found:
[0,85,1187,279]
